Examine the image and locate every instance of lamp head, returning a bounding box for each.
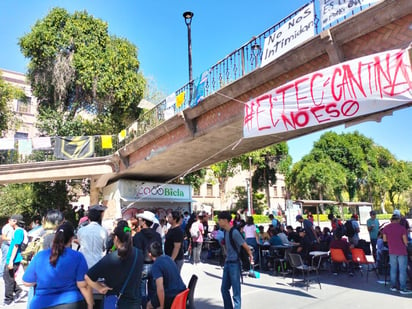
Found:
[183,11,194,25]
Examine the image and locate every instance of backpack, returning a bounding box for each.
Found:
[18,228,29,252]
[190,222,200,238]
[228,227,251,271]
[21,237,44,265]
[344,220,355,238]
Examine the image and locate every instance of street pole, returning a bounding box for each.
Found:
[249,156,253,214]
[183,11,194,102]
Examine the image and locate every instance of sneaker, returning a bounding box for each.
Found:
[400,289,412,295]
[348,272,354,277]
[333,272,338,276]
[14,290,27,303]
[390,287,398,292]
[1,302,14,307]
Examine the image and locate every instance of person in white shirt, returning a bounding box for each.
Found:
[77,205,108,268]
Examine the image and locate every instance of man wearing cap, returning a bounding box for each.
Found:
[77,205,108,268]
[367,211,380,258]
[133,211,162,308]
[3,214,27,306]
[382,213,412,294]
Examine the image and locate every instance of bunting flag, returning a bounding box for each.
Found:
[0,138,15,150]
[118,129,127,142]
[165,92,176,109]
[176,91,185,109]
[191,71,209,108]
[54,136,95,160]
[18,139,32,155]
[32,136,52,149]
[101,135,113,149]
[164,108,174,120]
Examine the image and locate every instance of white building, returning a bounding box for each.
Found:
[1,69,39,139]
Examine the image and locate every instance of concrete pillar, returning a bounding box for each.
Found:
[90,177,100,205]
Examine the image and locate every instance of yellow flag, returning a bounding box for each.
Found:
[118,129,127,142]
[176,91,185,108]
[101,135,113,149]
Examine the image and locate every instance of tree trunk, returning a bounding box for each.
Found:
[380,192,387,214]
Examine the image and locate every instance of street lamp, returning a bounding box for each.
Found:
[248,156,253,214]
[183,11,194,102]
[245,178,252,215]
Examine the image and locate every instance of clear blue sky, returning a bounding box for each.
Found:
[0,0,410,163]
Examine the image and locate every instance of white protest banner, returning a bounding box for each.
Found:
[261,2,315,67]
[243,48,412,139]
[320,0,379,30]
[0,138,15,150]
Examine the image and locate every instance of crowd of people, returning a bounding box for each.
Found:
[0,206,194,309]
[0,206,411,308]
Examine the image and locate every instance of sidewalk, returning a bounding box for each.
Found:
[179,260,412,309]
[3,258,410,308]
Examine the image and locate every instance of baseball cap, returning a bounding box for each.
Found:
[370,210,376,216]
[89,204,107,211]
[391,213,400,220]
[296,215,303,221]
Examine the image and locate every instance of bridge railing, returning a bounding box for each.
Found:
[130,0,374,142]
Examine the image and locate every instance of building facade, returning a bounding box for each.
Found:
[1,69,39,139]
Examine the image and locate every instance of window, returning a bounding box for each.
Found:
[206,184,213,196]
[281,186,286,197]
[273,185,278,196]
[14,132,28,139]
[16,97,31,114]
[193,187,200,196]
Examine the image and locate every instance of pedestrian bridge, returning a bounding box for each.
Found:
[1,0,411,202]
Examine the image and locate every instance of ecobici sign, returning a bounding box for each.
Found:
[134,182,191,201]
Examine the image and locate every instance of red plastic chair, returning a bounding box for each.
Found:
[330,248,350,264]
[171,288,190,309]
[350,248,378,282]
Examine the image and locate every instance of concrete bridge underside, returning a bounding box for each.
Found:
[1,0,411,195]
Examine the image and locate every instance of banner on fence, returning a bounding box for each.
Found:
[261,2,315,67]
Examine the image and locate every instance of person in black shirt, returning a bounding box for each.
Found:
[164,211,184,273]
[86,220,144,309]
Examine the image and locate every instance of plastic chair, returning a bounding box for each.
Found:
[329,248,351,274]
[187,274,198,309]
[350,248,378,282]
[171,288,190,309]
[288,253,321,290]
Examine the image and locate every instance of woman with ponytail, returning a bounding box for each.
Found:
[85,220,144,308]
[22,222,93,309]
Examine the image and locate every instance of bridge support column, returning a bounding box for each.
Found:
[90,177,100,205]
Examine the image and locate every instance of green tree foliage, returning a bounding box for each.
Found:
[181,169,207,192]
[19,7,146,133]
[239,142,291,210]
[0,76,25,133]
[0,184,34,218]
[287,131,411,213]
[210,160,239,207]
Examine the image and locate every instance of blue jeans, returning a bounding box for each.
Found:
[0,243,10,278]
[221,261,241,309]
[246,238,258,263]
[389,254,408,290]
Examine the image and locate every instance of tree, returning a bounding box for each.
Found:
[19,7,146,133]
[239,142,291,210]
[210,160,240,209]
[0,184,34,218]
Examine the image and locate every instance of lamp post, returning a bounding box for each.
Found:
[251,42,261,68]
[183,11,194,102]
[248,156,253,214]
[245,178,251,215]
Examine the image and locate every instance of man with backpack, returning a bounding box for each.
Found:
[345,214,360,246]
[134,211,162,308]
[218,211,253,309]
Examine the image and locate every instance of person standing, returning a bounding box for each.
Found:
[367,210,380,258]
[2,214,27,306]
[0,218,14,279]
[218,211,253,309]
[77,205,108,268]
[190,213,204,265]
[86,221,144,309]
[382,213,412,294]
[164,211,184,273]
[348,214,361,246]
[23,222,93,309]
[296,215,318,245]
[243,216,259,264]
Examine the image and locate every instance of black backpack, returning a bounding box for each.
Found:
[344,220,355,237]
[228,227,251,271]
